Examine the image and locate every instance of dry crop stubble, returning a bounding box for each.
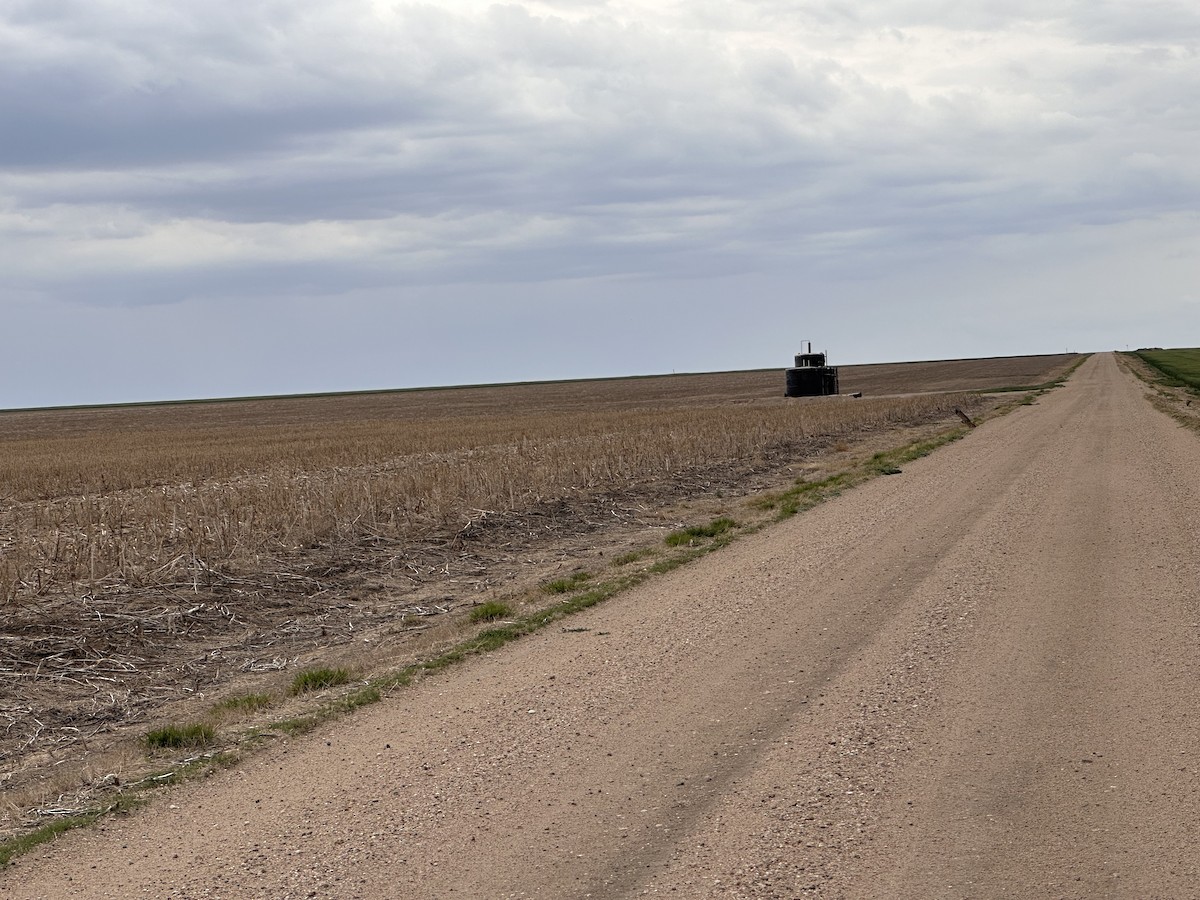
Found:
[0,394,977,603]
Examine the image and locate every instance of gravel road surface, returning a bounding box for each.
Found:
[6,352,1200,899]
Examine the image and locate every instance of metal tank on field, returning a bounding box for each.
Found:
[785,342,840,397]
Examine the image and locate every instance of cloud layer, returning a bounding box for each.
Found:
[2,1,1198,405]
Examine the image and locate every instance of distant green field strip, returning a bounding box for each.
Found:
[1136,349,1200,391]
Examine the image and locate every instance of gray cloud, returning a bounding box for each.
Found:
[1,1,1198,406]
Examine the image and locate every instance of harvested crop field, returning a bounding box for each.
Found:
[0,353,1079,844]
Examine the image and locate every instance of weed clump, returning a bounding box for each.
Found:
[145,723,216,750]
[290,667,353,696]
[215,693,273,713]
[542,572,593,594]
[469,600,513,623]
[665,517,736,546]
[613,549,653,566]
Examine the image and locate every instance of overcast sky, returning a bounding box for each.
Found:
[2,1,1197,408]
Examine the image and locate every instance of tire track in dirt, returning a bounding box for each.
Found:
[5,353,1200,899]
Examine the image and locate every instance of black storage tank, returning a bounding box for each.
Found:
[785,345,840,397]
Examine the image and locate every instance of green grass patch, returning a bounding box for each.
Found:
[289,666,353,696]
[214,692,274,714]
[469,600,513,622]
[868,452,904,474]
[664,517,736,546]
[0,814,101,868]
[0,779,204,868]
[542,572,594,594]
[756,432,973,521]
[144,723,216,750]
[1136,348,1200,391]
[276,715,321,736]
[649,544,715,573]
[331,684,382,713]
[397,573,644,684]
[261,684,384,739]
[648,556,689,575]
[764,471,857,519]
[613,548,654,566]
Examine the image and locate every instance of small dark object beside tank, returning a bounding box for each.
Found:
[785,343,840,397]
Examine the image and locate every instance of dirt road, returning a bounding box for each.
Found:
[6,352,1200,899]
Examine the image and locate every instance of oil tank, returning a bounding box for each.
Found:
[785,343,840,397]
[785,366,839,397]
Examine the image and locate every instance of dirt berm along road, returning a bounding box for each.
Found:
[7,352,1200,899]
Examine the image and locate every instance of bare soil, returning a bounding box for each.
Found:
[0,353,1076,438]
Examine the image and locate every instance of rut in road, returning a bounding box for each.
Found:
[5,352,1200,899]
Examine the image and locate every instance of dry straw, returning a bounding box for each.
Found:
[0,392,976,602]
